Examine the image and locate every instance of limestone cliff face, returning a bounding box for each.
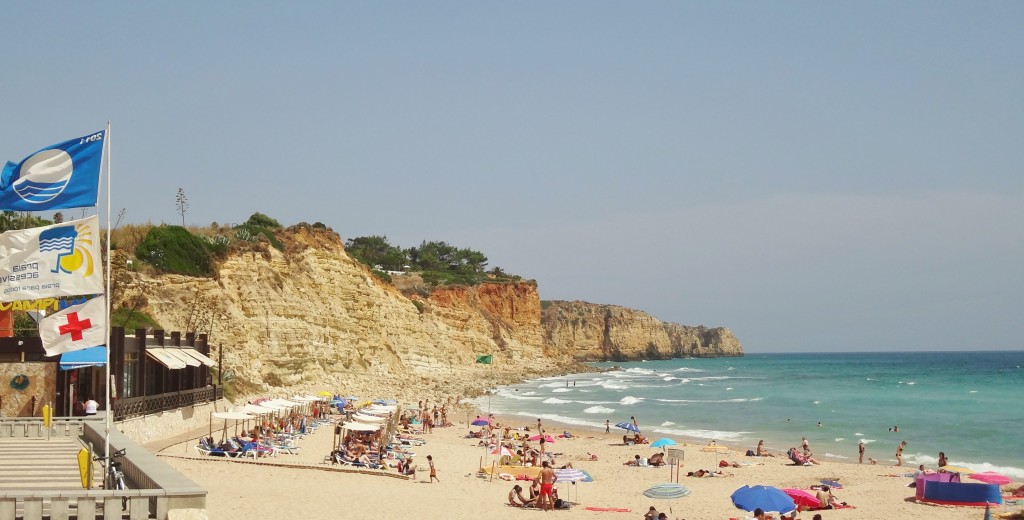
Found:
[118,226,741,400]
[541,300,743,361]
[118,227,561,400]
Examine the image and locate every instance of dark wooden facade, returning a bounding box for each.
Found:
[1,327,218,419]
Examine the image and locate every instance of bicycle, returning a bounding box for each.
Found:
[93,448,129,511]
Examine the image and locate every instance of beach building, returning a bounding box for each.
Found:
[0,326,219,419]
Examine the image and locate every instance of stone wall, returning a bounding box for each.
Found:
[0,362,56,417]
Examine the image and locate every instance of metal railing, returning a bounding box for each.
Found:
[113,387,221,421]
[0,420,206,520]
[0,417,86,438]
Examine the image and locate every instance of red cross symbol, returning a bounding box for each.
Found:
[58,312,93,341]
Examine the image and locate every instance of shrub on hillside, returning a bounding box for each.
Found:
[111,307,163,331]
[134,225,216,276]
[233,223,284,251]
[244,213,281,229]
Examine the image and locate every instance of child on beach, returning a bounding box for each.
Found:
[427,455,438,482]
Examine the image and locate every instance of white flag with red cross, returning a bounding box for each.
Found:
[39,295,106,356]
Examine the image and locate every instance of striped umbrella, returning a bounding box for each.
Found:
[644,483,691,514]
[555,468,590,503]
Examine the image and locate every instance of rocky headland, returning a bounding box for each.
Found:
[116,225,742,402]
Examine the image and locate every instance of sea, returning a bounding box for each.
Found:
[472,351,1024,479]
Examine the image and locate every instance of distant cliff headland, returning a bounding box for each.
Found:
[109,220,742,399]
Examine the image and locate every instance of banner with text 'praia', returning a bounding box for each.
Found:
[0,215,103,302]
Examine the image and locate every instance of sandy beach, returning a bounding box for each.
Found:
[154,395,1011,520]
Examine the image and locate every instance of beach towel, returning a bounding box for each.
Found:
[583,506,631,512]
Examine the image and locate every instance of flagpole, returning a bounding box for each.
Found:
[103,121,112,463]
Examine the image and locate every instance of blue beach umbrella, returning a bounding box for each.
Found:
[615,422,640,433]
[651,438,677,448]
[731,485,796,514]
[471,417,491,427]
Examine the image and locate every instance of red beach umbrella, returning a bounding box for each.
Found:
[968,472,1013,486]
[528,434,555,443]
[781,488,820,510]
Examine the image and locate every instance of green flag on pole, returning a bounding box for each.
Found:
[476,354,493,364]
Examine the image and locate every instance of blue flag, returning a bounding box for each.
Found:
[0,130,104,211]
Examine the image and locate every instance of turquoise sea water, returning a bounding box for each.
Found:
[475,351,1024,479]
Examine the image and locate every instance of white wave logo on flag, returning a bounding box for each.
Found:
[0,130,104,211]
[12,149,75,204]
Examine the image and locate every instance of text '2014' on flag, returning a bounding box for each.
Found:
[39,295,106,356]
[0,130,104,211]
[0,215,104,302]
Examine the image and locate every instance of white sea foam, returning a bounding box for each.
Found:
[542,397,572,404]
[969,390,978,393]
[725,387,733,391]
[652,426,748,442]
[521,391,537,396]
[512,411,606,430]
[583,405,615,414]
[861,438,877,444]
[551,388,573,393]
[834,438,845,442]
[661,421,676,426]
[619,396,644,405]
[600,381,630,390]
[623,367,655,375]
[854,433,864,436]
[494,389,544,400]
[662,376,676,381]
[672,367,705,373]
[813,400,821,405]
[824,452,849,460]
[655,397,762,404]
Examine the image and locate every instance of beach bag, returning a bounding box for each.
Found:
[719,460,729,467]
[745,449,755,457]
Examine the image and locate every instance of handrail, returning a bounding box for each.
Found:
[113,386,221,421]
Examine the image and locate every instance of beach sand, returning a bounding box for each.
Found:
[156,404,1005,519]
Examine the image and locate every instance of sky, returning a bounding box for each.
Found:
[2,3,1022,353]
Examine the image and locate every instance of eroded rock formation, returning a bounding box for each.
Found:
[117,226,741,399]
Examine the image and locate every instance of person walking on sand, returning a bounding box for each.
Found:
[895,440,907,466]
[427,455,439,482]
[605,419,610,433]
[858,439,865,464]
[538,460,558,512]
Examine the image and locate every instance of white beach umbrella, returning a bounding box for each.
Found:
[353,413,386,423]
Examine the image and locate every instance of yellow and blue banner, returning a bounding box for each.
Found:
[0,215,104,301]
[0,130,104,210]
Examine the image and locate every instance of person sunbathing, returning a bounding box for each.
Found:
[634,433,649,444]
[624,454,648,466]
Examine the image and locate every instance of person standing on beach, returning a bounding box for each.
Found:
[631,415,639,431]
[605,419,610,433]
[427,455,439,482]
[895,440,907,466]
[538,460,558,511]
[858,440,865,464]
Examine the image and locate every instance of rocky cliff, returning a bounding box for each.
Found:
[118,225,741,400]
[541,300,743,361]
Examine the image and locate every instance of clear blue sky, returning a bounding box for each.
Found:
[3,3,1022,352]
